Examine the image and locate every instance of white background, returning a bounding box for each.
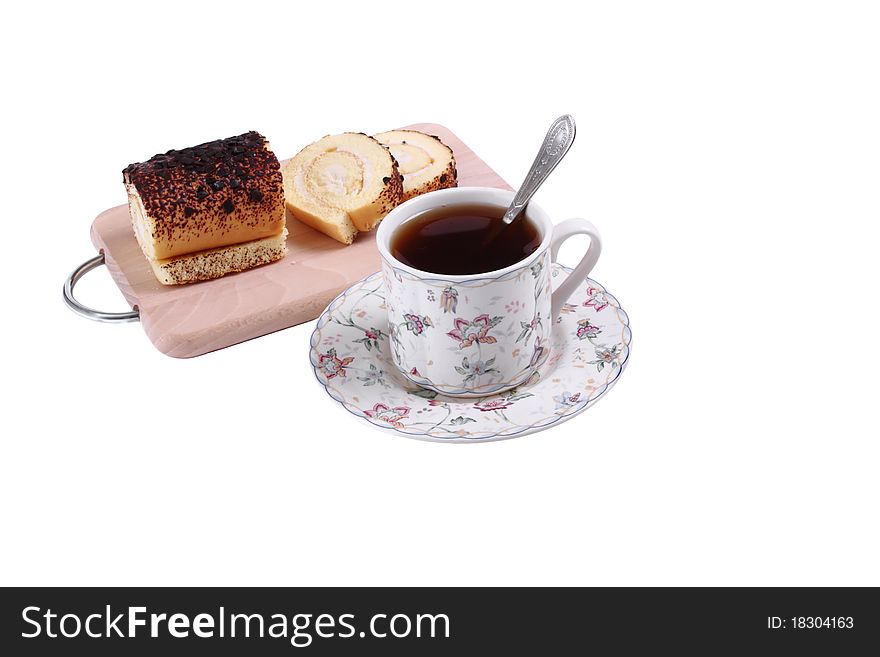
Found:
[2,1,878,586]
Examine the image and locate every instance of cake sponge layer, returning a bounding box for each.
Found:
[147,229,288,285]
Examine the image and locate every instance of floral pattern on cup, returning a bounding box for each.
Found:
[381,249,553,396]
[439,286,458,313]
[516,313,543,344]
[447,314,502,348]
[455,356,501,385]
[403,313,432,335]
[309,265,631,441]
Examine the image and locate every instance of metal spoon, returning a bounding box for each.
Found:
[502,114,576,224]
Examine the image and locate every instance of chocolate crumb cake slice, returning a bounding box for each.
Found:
[123,131,287,285]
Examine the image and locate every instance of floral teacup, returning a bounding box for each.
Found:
[376,187,601,397]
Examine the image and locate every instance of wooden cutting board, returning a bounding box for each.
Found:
[90,123,512,358]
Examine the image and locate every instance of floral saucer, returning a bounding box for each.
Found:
[309,265,631,442]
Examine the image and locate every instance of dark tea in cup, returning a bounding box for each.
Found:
[389,203,542,275]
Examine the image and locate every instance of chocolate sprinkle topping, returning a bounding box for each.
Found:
[122,131,283,244]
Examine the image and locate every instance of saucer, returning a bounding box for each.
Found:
[309,264,631,442]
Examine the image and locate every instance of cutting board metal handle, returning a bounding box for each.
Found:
[63,254,140,323]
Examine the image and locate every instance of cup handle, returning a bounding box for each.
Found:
[549,218,602,319]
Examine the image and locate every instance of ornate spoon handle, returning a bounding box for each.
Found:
[503,114,577,224]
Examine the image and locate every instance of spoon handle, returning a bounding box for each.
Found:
[503,114,577,224]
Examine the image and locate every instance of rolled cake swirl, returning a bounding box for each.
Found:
[281,133,403,245]
[373,130,457,201]
[123,131,287,284]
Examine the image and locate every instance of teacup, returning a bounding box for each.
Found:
[376,187,601,397]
